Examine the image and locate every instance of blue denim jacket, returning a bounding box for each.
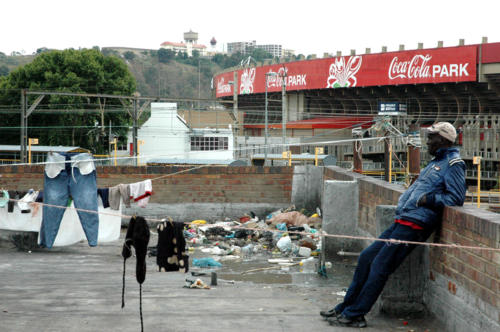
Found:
[395,147,466,229]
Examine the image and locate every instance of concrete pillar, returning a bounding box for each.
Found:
[375,205,428,316]
[418,42,424,49]
[291,165,324,212]
[321,180,360,260]
[287,92,305,121]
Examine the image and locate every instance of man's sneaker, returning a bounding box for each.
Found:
[319,308,341,319]
[328,314,367,328]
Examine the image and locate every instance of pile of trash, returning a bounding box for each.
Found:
[182,205,325,274]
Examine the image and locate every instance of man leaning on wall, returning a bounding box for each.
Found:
[320,122,467,328]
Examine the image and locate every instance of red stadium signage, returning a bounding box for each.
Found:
[215,45,477,98]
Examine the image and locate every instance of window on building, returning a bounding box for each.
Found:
[190,136,229,151]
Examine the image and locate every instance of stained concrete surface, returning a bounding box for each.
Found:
[0,231,446,332]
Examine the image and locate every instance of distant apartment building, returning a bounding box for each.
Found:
[255,44,282,58]
[227,41,256,56]
[160,30,207,56]
[227,40,289,58]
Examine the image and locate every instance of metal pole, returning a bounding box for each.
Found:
[233,71,238,159]
[384,133,390,182]
[477,160,481,208]
[282,71,287,152]
[20,89,26,163]
[264,75,269,165]
[133,98,138,166]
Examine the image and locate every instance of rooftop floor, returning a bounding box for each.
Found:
[0,230,447,332]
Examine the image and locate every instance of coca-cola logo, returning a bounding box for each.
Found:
[389,55,432,79]
[266,67,287,88]
[389,55,470,79]
[217,78,232,94]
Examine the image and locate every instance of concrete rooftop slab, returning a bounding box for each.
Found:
[0,231,447,332]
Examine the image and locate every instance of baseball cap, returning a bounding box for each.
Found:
[427,122,457,143]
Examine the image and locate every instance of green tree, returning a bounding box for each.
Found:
[123,51,136,61]
[250,48,273,62]
[0,49,136,154]
[0,65,8,76]
[36,47,49,54]
[158,48,175,63]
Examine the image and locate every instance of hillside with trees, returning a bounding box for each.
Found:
[0,46,289,153]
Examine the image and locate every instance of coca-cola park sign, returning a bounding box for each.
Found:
[215,45,477,98]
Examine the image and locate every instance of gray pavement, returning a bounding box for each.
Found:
[0,231,446,332]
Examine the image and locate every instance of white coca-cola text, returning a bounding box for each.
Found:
[389,55,432,79]
[217,78,232,94]
[389,54,470,79]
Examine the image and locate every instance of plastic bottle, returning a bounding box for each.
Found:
[299,257,316,272]
[298,246,312,257]
[242,244,254,258]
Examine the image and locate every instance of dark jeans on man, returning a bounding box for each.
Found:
[335,222,433,318]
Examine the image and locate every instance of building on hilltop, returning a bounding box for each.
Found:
[160,30,207,57]
[227,40,290,58]
[227,41,256,56]
[254,44,283,58]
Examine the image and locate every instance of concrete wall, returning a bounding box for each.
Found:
[321,180,361,257]
[291,165,323,212]
[324,166,500,332]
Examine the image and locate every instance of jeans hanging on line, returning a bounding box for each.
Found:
[39,152,99,248]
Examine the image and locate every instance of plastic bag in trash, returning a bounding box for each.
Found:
[193,258,222,268]
[276,236,292,252]
[242,244,254,257]
[276,223,287,231]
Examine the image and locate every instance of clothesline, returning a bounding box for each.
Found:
[5,196,499,253]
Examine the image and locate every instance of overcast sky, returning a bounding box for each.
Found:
[2,0,499,56]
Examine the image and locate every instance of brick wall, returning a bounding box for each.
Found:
[0,166,293,204]
[324,166,500,329]
[429,206,499,324]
